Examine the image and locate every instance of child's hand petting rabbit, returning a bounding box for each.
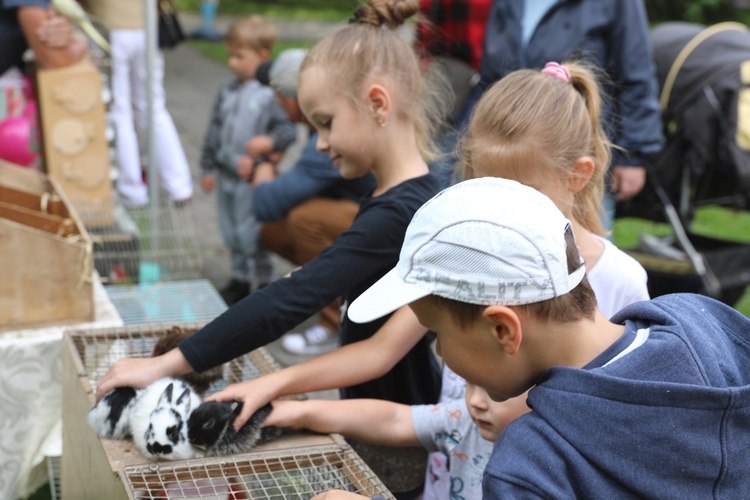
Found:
[187,400,280,456]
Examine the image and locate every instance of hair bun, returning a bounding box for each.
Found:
[350,0,418,29]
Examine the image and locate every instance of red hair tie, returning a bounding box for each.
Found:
[541,62,571,83]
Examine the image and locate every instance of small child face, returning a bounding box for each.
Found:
[298,65,379,180]
[465,383,515,442]
[227,44,267,81]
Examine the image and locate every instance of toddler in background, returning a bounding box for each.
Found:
[199,15,296,304]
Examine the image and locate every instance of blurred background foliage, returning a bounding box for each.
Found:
[646,0,749,24]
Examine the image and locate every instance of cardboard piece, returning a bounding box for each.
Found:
[35,59,113,227]
[0,160,94,330]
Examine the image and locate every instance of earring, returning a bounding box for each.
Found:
[377,118,386,128]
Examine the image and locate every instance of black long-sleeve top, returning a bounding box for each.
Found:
[179,173,442,406]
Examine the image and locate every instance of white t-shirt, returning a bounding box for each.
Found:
[587,235,650,319]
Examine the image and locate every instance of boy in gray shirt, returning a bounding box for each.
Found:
[199,15,295,304]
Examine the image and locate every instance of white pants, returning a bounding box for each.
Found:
[109,30,193,205]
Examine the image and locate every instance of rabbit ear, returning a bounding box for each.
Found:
[158,382,175,406]
[176,388,192,413]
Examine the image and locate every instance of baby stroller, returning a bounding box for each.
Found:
[619,21,750,306]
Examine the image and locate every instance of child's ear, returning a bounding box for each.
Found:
[482,305,523,355]
[569,156,595,193]
[366,84,391,125]
[259,48,271,60]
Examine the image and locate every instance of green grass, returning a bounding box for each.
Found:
[614,206,750,317]
[176,0,357,21]
[188,39,314,64]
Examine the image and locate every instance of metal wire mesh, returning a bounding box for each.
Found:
[76,199,203,285]
[122,444,395,500]
[104,279,228,325]
[67,323,286,397]
[46,455,61,500]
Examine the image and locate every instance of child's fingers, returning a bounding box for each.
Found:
[232,402,255,432]
[262,400,284,427]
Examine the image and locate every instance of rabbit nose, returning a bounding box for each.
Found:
[147,442,173,455]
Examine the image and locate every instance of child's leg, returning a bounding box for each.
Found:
[259,219,295,263]
[232,181,273,288]
[216,175,246,282]
[285,198,360,263]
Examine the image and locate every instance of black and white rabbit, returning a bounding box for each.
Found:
[130,377,203,461]
[87,386,139,439]
[187,401,281,456]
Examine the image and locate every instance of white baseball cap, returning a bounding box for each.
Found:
[347,177,586,324]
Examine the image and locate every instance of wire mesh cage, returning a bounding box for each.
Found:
[66,322,284,396]
[46,455,61,500]
[123,443,395,500]
[77,199,204,285]
[62,323,391,499]
[103,279,228,325]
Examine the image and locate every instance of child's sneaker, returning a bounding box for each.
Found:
[281,325,338,355]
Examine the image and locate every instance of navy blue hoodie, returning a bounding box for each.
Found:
[484,294,750,498]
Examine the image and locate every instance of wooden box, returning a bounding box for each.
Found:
[36,59,113,227]
[0,159,94,330]
[61,323,394,499]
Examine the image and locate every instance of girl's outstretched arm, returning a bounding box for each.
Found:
[206,306,428,429]
[266,399,420,447]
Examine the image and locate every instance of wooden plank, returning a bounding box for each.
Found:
[0,218,93,330]
[0,162,94,331]
[0,185,68,216]
[62,332,130,500]
[0,159,48,194]
[0,200,73,236]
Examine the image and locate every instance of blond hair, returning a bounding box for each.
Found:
[300,0,448,160]
[225,15,276,52]
[462,62,612,236]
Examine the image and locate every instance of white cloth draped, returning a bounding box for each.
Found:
[0,274,122,499]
